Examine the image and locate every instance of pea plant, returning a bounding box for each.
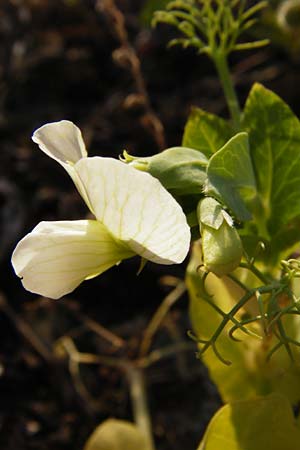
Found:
[11,1,300,449]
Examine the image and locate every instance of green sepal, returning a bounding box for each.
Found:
[137,257,147,275]
[122,147,208,195]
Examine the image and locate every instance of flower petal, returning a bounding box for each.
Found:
[74,157,191,264]
[32,120,94,213]
[32,120,87,165]
[11,220,134,299]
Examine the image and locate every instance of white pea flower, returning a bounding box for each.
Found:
[12,121,191,299]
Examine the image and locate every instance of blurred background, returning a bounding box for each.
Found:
[1,0,300,449]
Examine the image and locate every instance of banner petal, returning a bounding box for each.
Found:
[75,157,191,264]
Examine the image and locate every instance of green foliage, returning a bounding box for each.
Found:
[14,2,300,450]
[140,0,170,27]
[243,83,300,258]
[187,243,265,397]
[205,132,257,221]
[182,107,234,157]
[147,3,300,449]
[187,244,300,404]
[83,419,150,450]
[180,84,300,262]
[198,393,300,450]
[152,0,269,56]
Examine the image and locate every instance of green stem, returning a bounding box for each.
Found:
[213,51,241,131]
[239,261,270,285]
[203,291,262,340]
[199,284,279,357]
[126,366,155,450]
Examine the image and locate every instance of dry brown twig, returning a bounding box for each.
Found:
[139,279,186,357]
[0,292,54,364]
[96,0,166,150]
[62,300,126,350]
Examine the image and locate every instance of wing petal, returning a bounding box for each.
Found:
[11,220,133,299]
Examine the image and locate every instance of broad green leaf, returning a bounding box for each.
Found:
[243,83,300,240]
[198,394,300,450]
[205,133,257,221]
[187,242,300,404]
[182,107,234,157]
[83,419,150,450]
[268,217,300,261]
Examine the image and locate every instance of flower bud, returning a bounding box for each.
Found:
[198,197,243,276]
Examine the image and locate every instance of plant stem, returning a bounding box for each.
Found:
[199,284,279,358]
[126,366,155,450]
[213,51,241,131]
[239,261,270,285]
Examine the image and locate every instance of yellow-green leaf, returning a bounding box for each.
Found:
[198,394,300,450]
[182,107,234,157]
[243,83,300,247]
[187,242,300,404]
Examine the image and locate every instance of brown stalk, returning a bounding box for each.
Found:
[96,0,166,150]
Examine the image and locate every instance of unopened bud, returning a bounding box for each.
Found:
[198,197,243,276]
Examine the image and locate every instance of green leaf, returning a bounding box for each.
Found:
[205,132,257,221]
[269,216,300,260]
[199,394,300,450]
[187,243,300,404]
[243,83,300,241]
[182,107,234,157]
[83,419,150,450]
[187,243,263,401]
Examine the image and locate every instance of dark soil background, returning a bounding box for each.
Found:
[0,1,300,449]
